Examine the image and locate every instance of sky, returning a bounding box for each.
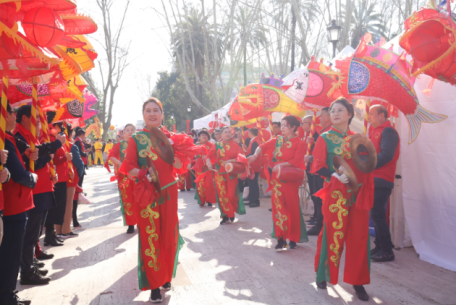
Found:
[78,0,174,127]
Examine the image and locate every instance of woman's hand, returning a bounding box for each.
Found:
[65,152,73,161]
[247,155,256,163]
[173,158,183,169]
[0,168,9,183]
[0,150,8,164]
[272,165,280,173]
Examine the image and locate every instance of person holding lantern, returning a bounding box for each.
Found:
[247,115,308,251]
[193,130,216,207]
[120,97,204,303]
[311,97,374,302]
[109,124,137,234]
[206,126,247,225]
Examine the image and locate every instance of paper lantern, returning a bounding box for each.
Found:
[22,7,65,48]
[110,125,115,130]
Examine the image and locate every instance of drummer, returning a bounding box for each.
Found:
[311,97,374,302]
[193,130,217,207]
[206,126,247,225]
[247,115,308,251]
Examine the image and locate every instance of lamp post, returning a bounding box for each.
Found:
[327,19,342,59]
[187,105,192,113]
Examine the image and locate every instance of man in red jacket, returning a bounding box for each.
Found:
[0,102,38,305]
[368,105,400,262]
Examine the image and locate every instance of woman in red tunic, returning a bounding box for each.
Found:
[193,130,216,207]
[311,98,374,302]
[248,115,308,251]
[206,126,246,225]
[120,98,190,303]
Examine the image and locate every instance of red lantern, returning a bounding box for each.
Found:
[109,125,115,130]
[22,7,65,48]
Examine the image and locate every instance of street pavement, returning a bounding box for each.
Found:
[16,167,456,304]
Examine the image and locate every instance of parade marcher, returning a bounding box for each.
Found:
[0,102,37,305]
[368,104,400,262]
[206,126,246,225]
[248,116,308,250]
[271,122,282,137]
[13,105,64,285]
[244,128,262,208]
[104,139,114,165]
[311,97,374,301]
[306,107,331,235]
[233,133,246,195]
[109,124,137,234]
[210,128,222,144]
[193,130,216,207]
[177,170,192,191]
[94,138,103,165]
[73,128,87,228]
[120,97,195,303]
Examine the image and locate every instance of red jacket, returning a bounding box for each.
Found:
[369,121,400,183]
[3,133,35,216]
[75,137,87,165]
[246,136,262,172]
[50,133,69,183]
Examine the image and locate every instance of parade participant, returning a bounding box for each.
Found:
[311,97,374,301]
[120,97,189,303]
[306,107,331,235]
[13,105,64,285]
[74,128,88,172]
[248,116,308,250]
[271,122,281,137]
[368,104,400,262]
[104,139,114,165]
[193,130,216,207]
[94,138,103,166]
[177,170,192,191]
[244,128,262,208]
[206,126,246,225]
[109,124,137,234]
[0,102,37,305]
[210,128,222,143]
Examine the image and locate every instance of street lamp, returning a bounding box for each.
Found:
[327,19,342,59]
[187,105,192,113]
[171,113,174,120]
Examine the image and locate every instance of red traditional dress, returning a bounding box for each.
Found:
[259,135,308,243]
[193,141,216,206]
[311,127,374,286]
[177,171,192,191]
[120,127,185,291]
[206,139,246,218]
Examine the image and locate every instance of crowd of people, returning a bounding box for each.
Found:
[0,94,400,304]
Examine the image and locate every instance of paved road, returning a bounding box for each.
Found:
[17,167,456,304]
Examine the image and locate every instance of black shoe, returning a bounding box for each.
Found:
[353,285,369,301]
[229,217,235,223]
[268,208,272,212]
[370,246,381,256]
[371,249,395,262]
[289,241,297,249]
[13,291,31,305]
[20,270,51,285]
[316,281,327,289]
[34,258,45,268]
[37,251,54,260]
[220,216,230,225]
[161,282,171,291]
[34,266,49,276]
[242,197,250,202]
[186,188,191,191]
[44,231,64,247]
[208,203,212,207]
[249,201,260,208]
[306,218,316,226]
[307,225,322,236]
[126,225,135,234]
[149,288,162,303]
[274,238,288,251]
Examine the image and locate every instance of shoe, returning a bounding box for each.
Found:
[161,282,171,291]
[149,288,162,303]
[20,270,51,285]
[55,235,64,243]
[13,291,31,305]
[126,225,135,234]
[274,238,288,251]
[34,266,49,276]
[353,285,369,301]
[316,281,327,289]
[208,203,212,207]
[249,201,260,208]
[306,225,322,236]
[229,217,235,223]
[186,188,191,191]
[242,197,250,202]
[268,208,272,212]
[289,241,297,249]
[57,234,70,239]
[44,231,64,247]
[199,203,205,207]
[73,224,82,230]
[306,218,316,226]
[34,258,45,268]
[220,216,230,225]
[371,249,395,262]
[61,232,79,238]
[37,251,54,260]
[370,246,381,256]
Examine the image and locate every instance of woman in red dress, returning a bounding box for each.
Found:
[193,130,216,207]
[248,115,308,250]
[120,98,187,303]
[206,127,246,225]
[311,97,374,301]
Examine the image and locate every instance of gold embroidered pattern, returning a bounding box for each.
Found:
[274,136,284,160]
[121,177,133,216]
[135,134,158,160]
[196,172,206,198]
[215,173,230,211]
[327,133,352,159]
[329,190,348,267]
[272,179,288,231]
[140,204,161,271]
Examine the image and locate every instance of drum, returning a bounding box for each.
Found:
[225,162,247,176]
[276,166,305,182]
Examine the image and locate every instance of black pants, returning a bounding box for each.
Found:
[46,182,67,226]
[20,208,46,276]
[247,172,260,203]
[312,174,324,228]
[370,187,394,250]
[0,213,27,304]
[72,173,84,227]
[238,179,245,195]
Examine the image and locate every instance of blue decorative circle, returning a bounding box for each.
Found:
[348,61,370,94]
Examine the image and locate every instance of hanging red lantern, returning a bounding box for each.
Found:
[22,7,65,48]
